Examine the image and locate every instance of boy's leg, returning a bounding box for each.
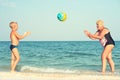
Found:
[101,45,114,73]
[107,52,115,73]
[11,52,15,71]
[11,48,20,72]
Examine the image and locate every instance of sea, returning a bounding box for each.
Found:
[0,41,120,75]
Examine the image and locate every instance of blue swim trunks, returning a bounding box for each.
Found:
[10,45,18,51]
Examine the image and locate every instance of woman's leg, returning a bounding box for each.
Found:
[107,52,115,73]
[101,45,114,73]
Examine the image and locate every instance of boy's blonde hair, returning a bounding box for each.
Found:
[9,22,17,28]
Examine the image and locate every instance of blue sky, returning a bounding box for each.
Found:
[0,0,120,41]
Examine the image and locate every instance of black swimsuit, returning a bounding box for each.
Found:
[10,45,18,51]
[100,32,115,47]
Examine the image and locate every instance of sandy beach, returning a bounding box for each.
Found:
[0,72,120,80]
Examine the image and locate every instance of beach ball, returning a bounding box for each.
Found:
[57,12,67,21]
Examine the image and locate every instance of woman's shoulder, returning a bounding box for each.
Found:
[104,27,109,30]
[103,27,110,34]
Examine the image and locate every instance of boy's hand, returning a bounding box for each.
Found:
[24,32,31,36]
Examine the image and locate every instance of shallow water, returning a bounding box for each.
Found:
[0,41,120,75]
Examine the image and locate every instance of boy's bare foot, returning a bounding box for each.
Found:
[11,70,16,73]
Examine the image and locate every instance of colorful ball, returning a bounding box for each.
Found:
[57,12,67,21]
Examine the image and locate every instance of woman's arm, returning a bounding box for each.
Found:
[84,30,96,40]
[84,29,107,40]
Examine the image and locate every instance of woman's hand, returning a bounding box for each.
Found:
[84,30,90,37]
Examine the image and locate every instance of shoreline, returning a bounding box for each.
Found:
[0,71,120,80]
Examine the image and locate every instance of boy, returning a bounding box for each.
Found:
[84,20,115,73]
[9,22,30,72]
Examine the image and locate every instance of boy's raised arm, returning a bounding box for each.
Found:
[14,31,31,40]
